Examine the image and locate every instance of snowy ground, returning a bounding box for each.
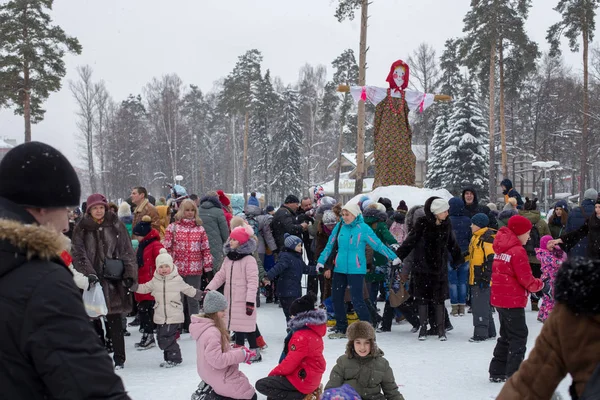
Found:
[118,297,571,400]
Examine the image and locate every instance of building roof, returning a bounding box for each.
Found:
[327,151,374,170]
[319,172,374,195]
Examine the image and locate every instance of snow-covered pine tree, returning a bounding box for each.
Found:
[271,86,303,202]
[425,103,452,189]
[441,80,489,197]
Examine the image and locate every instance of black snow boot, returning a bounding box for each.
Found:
[418,304,428,341]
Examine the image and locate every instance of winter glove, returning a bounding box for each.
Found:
[389,243,401,252]
[242,347,256,364]
[392,258,402,266]
[246,302,255,316]
[204,270,214,282]
[87,274,99,289]
[122,278,134,289]
[316,263,325,273]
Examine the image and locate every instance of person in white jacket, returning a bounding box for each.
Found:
[132,249,203,368]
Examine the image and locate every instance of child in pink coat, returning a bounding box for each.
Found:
[206,225,260,362]
[190,290,257,400]
[536,235,567,322]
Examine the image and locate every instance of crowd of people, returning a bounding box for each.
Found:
[0,142,599,400]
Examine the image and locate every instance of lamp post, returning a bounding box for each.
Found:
[532,161,560,214]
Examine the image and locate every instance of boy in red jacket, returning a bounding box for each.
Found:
[488,215,549,383]
[256,293,326,400]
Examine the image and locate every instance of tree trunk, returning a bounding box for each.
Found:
[581,29,590,201]
[334,124,345,198]
[354,0,368,196]
[489,40,497,202]
[23,66,32,143]
[499,39,508,178]
[242,112,249,203]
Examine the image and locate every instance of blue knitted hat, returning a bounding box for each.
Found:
[284,233,303,250]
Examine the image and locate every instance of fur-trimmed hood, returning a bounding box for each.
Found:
[406,205,425,232]
[200,196,222,210]
[223,237,258,257]
[362,207,388,222]
[498,208,518,222]
[555,257,600,315]
[0,218,67,268]
[287,308,327,332]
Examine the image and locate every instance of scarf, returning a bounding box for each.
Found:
[135,199,149,214]
[137,236,159,267]
[226,251,247,261]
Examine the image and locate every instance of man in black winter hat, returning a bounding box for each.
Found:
[272,194,307,251]
[0,142,130,399]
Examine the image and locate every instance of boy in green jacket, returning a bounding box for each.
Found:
[325,321,405,400]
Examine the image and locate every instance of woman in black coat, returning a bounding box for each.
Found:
[395,197,463,341]
[549,199,600,260]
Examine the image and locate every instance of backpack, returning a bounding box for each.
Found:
[474,229,496,285]
[524,225,540,257]
[246,214,260,237]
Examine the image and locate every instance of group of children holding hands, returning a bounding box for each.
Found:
[123,195,567,398]
[126,210,405,400]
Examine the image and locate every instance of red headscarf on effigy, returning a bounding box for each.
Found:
[386,60,410,92]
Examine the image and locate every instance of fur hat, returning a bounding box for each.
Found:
[230,225,253,244]
[397,200,408,212]
[133,215,153,237]
[203,290,228,314]
[0,141,81,208]
[430,198,450,215]
[346,321,377,358]
[155,248,174,268]
[377,197,392,211]
[284,233,303,250]
[471,213,489,229]
[523,197,538,211]
[86,193,108,213]
[508,215,533,236]
[118,202,132,218]
[322,210,338,226]
[584,188,598,201]
[216,190,230,207]
[289,292,317,317]
[342,202,361,217]
[368,202,387,214]
[555,257,600,315]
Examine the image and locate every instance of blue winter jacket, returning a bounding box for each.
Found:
[565,199,595,257]
[448,197,472,252]
[317,215,398,275]
[267,248,313,298]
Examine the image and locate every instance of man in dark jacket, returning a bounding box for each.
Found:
[565,188,598,257]
[272,195,307,251]
[0,142,129,399]
[462,187,498,229]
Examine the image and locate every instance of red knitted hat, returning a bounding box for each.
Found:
[507,215,533,236]
[230,225,253,244]
[217,190,230,207]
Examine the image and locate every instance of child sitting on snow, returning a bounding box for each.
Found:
[132,248,203,368]
[325,321,405,400]
[265,233,315,322]
[536,235,566,322]
[190,291,257,400]
[255,293,326,400]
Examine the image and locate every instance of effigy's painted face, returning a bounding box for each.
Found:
[393,66,406,88]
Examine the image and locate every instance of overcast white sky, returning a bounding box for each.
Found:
[0,0,589,168]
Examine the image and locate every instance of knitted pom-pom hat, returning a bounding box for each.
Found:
[229,225,254,244]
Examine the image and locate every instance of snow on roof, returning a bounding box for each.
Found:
[348,185,453,210]
[0,139,14,149]
[327,151,374,170]
[320,172,374,195]
[532,161,560,169]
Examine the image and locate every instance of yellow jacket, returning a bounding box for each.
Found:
[465,227,496,286]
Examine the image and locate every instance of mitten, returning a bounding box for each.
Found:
[541,279,553,298]
[389,243,400,252]
[246,302,255,316]
[392,258,402,266]
[242,347,256,364]
[87,274,99,288]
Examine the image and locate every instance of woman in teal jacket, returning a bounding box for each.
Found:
[317,203,400,338]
